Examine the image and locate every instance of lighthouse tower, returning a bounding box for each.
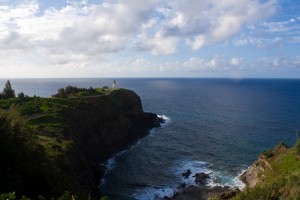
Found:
[112,80,116,89]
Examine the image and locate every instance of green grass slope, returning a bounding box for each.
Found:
[233,141,300,200]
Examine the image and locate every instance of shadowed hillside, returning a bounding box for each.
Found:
[0,85,162,199]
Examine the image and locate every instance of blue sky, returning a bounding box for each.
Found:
[0,0,299,78]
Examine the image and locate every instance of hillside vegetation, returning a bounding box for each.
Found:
[0,84,161,199]
[233,141,300,200]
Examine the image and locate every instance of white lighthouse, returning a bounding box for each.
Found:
[112,80,116,89]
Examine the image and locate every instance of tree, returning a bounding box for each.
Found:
[17,92,25,99]
[2,80,15,99]
[57,88,67,98]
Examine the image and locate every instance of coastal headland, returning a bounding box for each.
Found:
[0,86,163,199]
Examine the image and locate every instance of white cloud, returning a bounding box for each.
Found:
[0,0,290,78]
[230,58,240,66]
[138,0,278,52]
[256,57,300,69]
[137,32,178,55]
[262,18,300,33]
[0,0,278,56]
[233,36,284,48]
[158,0,277,49]
[0,31,30,50]
[186,35,206,51]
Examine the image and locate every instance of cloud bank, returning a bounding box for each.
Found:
[1,0,299,78]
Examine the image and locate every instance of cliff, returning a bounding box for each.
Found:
[233,141,300,200]
[0,88,162,199]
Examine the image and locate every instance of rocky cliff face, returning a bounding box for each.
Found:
[60,89,163,198]
[240,158,270,188]
[239,143,288,189]
[0,88,163,199]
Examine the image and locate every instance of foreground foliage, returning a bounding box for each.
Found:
[0,106,70,198]
[0,192,109,200]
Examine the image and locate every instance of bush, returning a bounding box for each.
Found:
[0,192,16,200]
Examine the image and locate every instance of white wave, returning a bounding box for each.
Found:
[173,159,213,186]
[131,160,246,199]
[99,149,130,187]
[199,168,246,190]
[172,159,246,190]
[157,114,171,127]
[148,115,171,137]
[132,186,175,200]
[234,169,246,190]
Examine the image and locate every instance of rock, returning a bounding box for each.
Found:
[182,169,192,179]
[219,187,240,200]
[194,172,209,185]
[177,183,186,189]
[170,185,233,200]
[239,158,269,188]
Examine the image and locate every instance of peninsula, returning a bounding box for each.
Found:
[0,84,163,199]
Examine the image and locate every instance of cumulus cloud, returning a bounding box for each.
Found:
[137,32,178,55]
[232,16,300,48]
[262,18,300,33]
[256,57,300,69]
[0,0,277,56]
[0,31,30,50]
[230,58,240,66]
[156,0,278,50]
[233,36,285,48]
[0,0,289,78]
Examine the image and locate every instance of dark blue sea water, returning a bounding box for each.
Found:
[1,78,300,199]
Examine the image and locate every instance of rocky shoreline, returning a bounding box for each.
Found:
[165,169,242,200]
[167,143,290,200]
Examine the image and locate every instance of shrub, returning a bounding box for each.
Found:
[0,192,16,200]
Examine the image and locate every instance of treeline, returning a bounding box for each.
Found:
[52,86,97,98]
[52,85,110,98]
[0,80,111,100]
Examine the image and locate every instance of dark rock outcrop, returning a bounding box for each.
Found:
[194,173,210,185]
[182,169,192,179]
[219,187,240,200]
[171,185,233,200]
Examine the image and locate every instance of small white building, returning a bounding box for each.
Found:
[112,80,116,89]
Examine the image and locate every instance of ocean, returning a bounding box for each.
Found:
[1,78,300,199]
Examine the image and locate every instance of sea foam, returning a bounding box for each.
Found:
[157,114,171,127]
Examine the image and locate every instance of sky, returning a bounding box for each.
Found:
[0,0,299,78]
